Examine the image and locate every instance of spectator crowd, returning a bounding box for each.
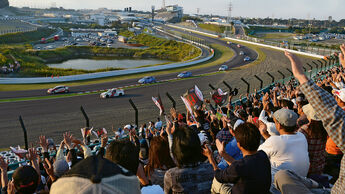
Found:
[1,45,345,194]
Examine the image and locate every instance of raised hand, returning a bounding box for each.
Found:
[339,44,345,69]
[7,180,15,194]
[216,139,226,156]
[43,158,55,179]
[101,135,108,148]
[202,144,212,158]
[285,51,308,85]
[39,135,48,152]
[26,147,37,161]
[63,132,73,150]
[0,156,8,171]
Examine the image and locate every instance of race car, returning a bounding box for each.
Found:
[177,71,192,78]
[138,76,156,84]
[237,44,241,48]
[47,86,69,94]
[244,56,251,62]
[218,65,229,71]
[239,51,244,55]
[100,88,124,98]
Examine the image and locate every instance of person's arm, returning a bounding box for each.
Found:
[39,135,50,160]
[137,163,150,186]
[216,140,235,166]
[64,132,78,166]
[202,145,218,171]
[258,120,271,140]
[286,50,345,152]
[56,141,65,161]
[0,156,8,190]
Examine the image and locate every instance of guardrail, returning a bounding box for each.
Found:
[0,31,214,84]
[167,24,325,59]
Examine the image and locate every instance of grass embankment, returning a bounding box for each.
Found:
[0,43,232,92]
[0,33,201,77]
[198,24,225,33]
[0,28,55,44]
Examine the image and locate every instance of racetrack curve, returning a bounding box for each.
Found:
[0,26,258,147]
[0,26,257,99]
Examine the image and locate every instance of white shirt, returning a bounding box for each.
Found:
[259,132,310,178]
[259,110,280,136]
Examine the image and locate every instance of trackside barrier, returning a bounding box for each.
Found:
[241,78,250,94]
[80,106,90,128]
[306,63,313,78]
[166,24,324,59]
[277,71,285,84]
[222,81,232,92]
[18,116,29,150]
[129,99,139,128]
[166,92,176,109]
[266,72,275,84]
[209,84,216,90]
[254,75,263,89]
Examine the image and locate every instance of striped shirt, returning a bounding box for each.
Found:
[300,80,345,193]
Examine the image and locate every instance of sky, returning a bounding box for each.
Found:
[8,0,344,21]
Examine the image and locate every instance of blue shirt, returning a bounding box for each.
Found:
[218,138,243,169]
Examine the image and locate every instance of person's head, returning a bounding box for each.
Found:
[229,119,244,136]
[236,109,248,121]
[172,126,204,168]
[234,123,261,152]
[252,108,260,118]
[302,104,328,140]
[273,108,298,134]
[145,137,175,177]
[157,117,160,122]
[139,139,149,161]
[12,165,39,194]
[105,139,139,174]
[53,159,69,178]
[280,99,294,110]
[50,156,140,194]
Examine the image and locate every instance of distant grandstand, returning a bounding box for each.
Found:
[0,19,37,35]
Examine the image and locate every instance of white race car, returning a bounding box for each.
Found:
[100,88,124,98]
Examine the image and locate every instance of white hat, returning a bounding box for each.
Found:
[333,88,345,102]
[302,104,320,121]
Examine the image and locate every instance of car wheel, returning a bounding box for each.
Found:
[119,93,123,96]
[65,90,69,93]
[106,95,109,98]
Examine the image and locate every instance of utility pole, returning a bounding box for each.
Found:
[151,5,155,23]
[226,1,232,36]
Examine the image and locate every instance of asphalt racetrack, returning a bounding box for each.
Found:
[0,26,315,147]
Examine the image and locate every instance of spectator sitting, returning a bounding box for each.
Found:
[217,119,244,170]
[105,138,139,174]
[298,104,328,176]
[164,125,214,194]
[50,155,141,194]
[258,108,310,180]
[144,136,175,188]
[204,122,271,194]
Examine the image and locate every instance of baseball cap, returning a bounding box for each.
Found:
[302,104,320,121]
[273,108,298,127]
[50,155,140,194]
[53,159,69,178]
[124,124,132,130]
[233,119,244,130]
[332,88,345,102]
